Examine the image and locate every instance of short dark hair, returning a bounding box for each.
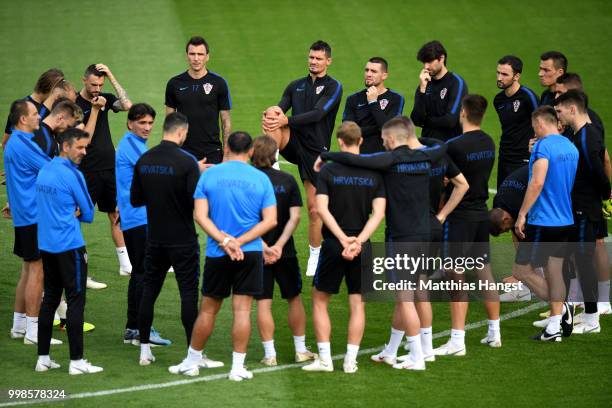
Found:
[51,96,71,111]
[417,40,447,64]
[336,121,362,146]
[128,103,156,122]
[251,135,278,169]
[556,72,583,91]
[554,89,587,113]
[34,68,64,95]
[497,55,523,74]
[9,99,32,127]
[163,112,189,134]
[51,100,83,122]
[540,51,568,72]
[57,127,89,147]
[368,57,388,72]
[489,208,507,237]
[185,36,209,53]
[382,116,416,140]
[227,131,253,154]
[84,64,104,78]
[461,94,488,125]
[310,40,331,57]
[531,106,558,125]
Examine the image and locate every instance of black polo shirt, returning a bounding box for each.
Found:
[76,92,119,173]
[494,86,539,164]
[165,71,231,160]
[343,88,405,154]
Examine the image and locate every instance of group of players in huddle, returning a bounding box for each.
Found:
[3,36,610,380]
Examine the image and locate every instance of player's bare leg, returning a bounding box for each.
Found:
[477,264,501,347]
[10,264,28,337]
[304,180,322,276]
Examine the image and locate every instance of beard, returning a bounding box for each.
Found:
[497,80,511,90]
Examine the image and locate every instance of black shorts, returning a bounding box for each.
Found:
[83,169,117,213]
[255,256,302,300]
[202,252,263,298]
[314,238,362,295]
[202,149,223,165]
[515,224,571,267]
[280,131,321,183]
[13,224,41,261]
[595,218,608,240]
[442,220,491,264]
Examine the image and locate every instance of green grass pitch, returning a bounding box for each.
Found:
[1,0,612,406]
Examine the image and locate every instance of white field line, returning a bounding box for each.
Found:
[0,301,546,407]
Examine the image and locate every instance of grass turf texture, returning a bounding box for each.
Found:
[1,0,612,406]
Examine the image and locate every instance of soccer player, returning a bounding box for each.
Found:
[302,122,385,373]
[35,128,102,374]
[488,166,534,302]
[512,106,578,342]
[4,99,63,345]
[397,141,469,363]
[555,91,611,334]
[433,95,501,356]
[494,55,539,188]
[130,113,209,366]
[165,36,232,164]
[251,136,316,366]
[489,166,529,237]
[554,73,611,315]
[410,41,467,141]
[3,68,64,148]
[77,63,133,286]
[33,100,83,158]
[115,103,170,347]
[538,51,567,106]
[262,40,343,277]
[169,131,277,381]
[41,80,78,112]
[343,57,404,154]
[315,116,447,370]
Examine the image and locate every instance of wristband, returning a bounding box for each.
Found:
[220,237,231,247]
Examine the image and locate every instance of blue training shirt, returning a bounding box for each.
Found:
[528,134,578,227]
[36,156,95,253]
[116,131,148,231]
[3,130,51,226]
[194,161,276,258]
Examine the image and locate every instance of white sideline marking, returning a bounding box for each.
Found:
[0,302,546,407]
